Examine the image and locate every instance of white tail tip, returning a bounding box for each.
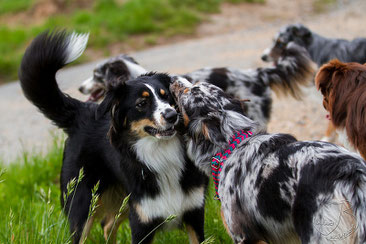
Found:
[65,32,89,64]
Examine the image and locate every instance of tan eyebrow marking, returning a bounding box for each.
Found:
[160,89,166,95]
[142,91,149,97]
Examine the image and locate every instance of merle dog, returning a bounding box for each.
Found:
[79,42,314,129]
[262,23,366,66]
[170,76,366,244]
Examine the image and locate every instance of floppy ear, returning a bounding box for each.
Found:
[200,113,226,145]
[156,73,173,88]
[105,61,130,89]
[315,60,340,95]
[293,25,311,38]
[95,84,126,120]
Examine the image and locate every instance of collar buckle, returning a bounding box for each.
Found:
[211,157,222,170]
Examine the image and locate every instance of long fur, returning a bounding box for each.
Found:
[186,41,314,100]
[315,59,366,160]
[261,23,366,143]
[19,31,207,244]
[262,23,366,66]
[79,42,314,128]
[170,77,366,244]
[19,30,88,132]
[19,30,128,244]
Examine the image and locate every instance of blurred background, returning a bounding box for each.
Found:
[0,0,342,84]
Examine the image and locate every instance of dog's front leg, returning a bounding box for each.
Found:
[183,207,206,244]
[129,207,161,244]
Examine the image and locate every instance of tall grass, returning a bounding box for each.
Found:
[0,0,264,83]
[0,135,232,243]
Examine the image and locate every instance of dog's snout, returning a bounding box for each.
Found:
[78,86,85,93]
[163,109,178,124]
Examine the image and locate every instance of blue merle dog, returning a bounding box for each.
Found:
[79,42,315,129]
[170,76,366,244]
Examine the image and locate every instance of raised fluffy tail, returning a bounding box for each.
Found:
[258,42,315,99]
[18,30,89,132]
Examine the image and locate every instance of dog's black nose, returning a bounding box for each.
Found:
[163,109,178,124]
[261,54,268,61]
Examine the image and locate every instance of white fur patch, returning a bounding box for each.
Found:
[124,59,147,78]
[262,47,273,61]
[79,77,95,94]
[65,32,89,64]
[145,84,173,129]
[132,136,205,224]
[176,76,193,87]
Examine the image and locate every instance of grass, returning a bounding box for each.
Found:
[0,134,233,243]
[0,0,35,15]
[0,0,264,83]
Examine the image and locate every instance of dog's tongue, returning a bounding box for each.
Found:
[87,89,104,102]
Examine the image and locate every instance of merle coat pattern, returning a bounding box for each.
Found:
[19,31,207,244]
[79,42,314,128]
[170,76,366,244]
[262,23,366,66]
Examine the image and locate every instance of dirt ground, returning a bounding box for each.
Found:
[0,0,365,163]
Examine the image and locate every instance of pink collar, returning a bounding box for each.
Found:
[211,130,253,200]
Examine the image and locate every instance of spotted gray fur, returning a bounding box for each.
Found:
[170,78,366,244]
[80,42,314,130]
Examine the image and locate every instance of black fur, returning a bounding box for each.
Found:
[263,23,366,66]
[19,30,208,244]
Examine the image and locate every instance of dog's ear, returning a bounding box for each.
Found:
[157,73,173,88]
[292,24,311,38]
[105,61,130,89]
[200,113,226,145]
[95,84,125,120]
[315,59,342,96]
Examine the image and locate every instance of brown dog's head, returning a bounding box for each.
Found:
[315,59,366,152]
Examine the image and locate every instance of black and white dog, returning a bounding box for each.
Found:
[262,23,366,66]
[79,42,314,128]
[79,54,147,101]
[170,76,366,244]
[19,31,208,244]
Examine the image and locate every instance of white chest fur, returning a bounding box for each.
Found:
[132,136,205,225]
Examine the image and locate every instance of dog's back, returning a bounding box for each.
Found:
[263,23,366,67]
[220,133,366,243]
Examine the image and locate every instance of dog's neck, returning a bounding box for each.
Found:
[187,111,262,176]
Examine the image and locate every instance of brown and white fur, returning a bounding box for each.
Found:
[170,76,366,244]
[316,59,366,160]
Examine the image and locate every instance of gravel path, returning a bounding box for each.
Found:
[0,0,365,163]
